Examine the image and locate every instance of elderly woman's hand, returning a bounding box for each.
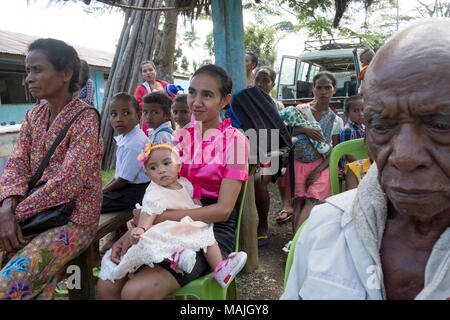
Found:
[0,197,26,252]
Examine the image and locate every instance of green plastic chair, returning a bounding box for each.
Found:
[283,219,307,289]
[329,138,368,195]
[170,177,248,300]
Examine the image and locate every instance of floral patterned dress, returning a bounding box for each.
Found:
[0,98,103,300]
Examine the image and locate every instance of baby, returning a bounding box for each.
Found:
[99,142,247,288]
[279,106,331,154]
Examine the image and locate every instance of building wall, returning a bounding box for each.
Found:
[0,58,108,124]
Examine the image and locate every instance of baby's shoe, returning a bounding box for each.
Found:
[170,248,197,274]
[317,143,331,154]
[211,251,247,288]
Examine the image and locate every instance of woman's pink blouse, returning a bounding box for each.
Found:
[175,118,249,199]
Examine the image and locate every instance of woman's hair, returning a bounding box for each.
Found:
[140,60,156,70]
[143,91,172,115]
[173,93,188,107]
[110,92,140,115]
[28,38,81,93]
[246,52,258,68]
[79,60,90,88]
[192,64,232,98]
[344,94,363,113]
[255,66,277,84]
[312,71,337,88]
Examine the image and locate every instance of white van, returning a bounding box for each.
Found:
[276,39,364,112]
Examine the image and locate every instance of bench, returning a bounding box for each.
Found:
[68,210,132,300]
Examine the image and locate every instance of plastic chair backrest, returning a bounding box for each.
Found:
[283,219,307,289]
[170,177,248,300]
[329,138,368,195]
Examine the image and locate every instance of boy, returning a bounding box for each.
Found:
[340,95,365,152]
[339,94,368,189]
[100,93,150,252]
[142,91,174,143]
[171,94,191,128]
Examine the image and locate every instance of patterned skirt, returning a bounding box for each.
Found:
[0,222,96,300]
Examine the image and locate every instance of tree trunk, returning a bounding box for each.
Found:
[153,0,179,83]
[101,0,163,170]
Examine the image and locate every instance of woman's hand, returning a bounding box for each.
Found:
[0,197,26,252]
[193,198,202,207]
[110,231,132,264]
[292,126,326,142]
[302,127,326,142]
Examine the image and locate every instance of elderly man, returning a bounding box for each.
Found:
[281,18,450,300]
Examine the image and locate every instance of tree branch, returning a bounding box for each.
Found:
[96,0,209,11]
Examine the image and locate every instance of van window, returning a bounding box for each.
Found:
[298,61,310,82]
[279,57,297,86]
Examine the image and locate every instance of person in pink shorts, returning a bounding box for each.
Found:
[279,71,343,252]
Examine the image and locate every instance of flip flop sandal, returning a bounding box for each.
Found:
[257,232,271,247]
[93,266,101,278]
[275,210,292,224]
[54,284,68,297]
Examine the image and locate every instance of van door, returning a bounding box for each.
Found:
[276,55,298,106]
[352,48,361,88]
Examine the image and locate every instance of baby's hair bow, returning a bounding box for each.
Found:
[137,142,180,165]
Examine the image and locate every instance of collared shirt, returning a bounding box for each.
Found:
[340,120,365,143]
[147,121,174,143]
[114,125,150,184]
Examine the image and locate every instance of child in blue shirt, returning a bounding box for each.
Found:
[99,93,150,255]
[142,91,174,143]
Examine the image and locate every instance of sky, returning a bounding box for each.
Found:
[0,0,307,70]
[0,0,422,71]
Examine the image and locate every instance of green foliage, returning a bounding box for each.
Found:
[244,23,277,67]
[181,56,190,73]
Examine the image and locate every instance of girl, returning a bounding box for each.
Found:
[99,142,247,288]
[134,61,170,135]
[97,64,250,300]
[142,91,174,143]
[279,71,343,252]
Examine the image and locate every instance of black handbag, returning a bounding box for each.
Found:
[19,107,100,237]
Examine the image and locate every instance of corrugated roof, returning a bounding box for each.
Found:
[0,29,114,69]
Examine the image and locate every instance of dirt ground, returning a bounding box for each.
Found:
[235,182,292,300]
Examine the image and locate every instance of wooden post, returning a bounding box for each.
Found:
[238,173,259,272]
[211,0,259,272]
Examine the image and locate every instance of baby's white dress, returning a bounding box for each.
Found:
[98,177,216,282]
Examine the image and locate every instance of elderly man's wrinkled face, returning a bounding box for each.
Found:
[363,38,450,221]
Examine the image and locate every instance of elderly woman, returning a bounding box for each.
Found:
[0,38,103,300]
[282,19,450,300]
